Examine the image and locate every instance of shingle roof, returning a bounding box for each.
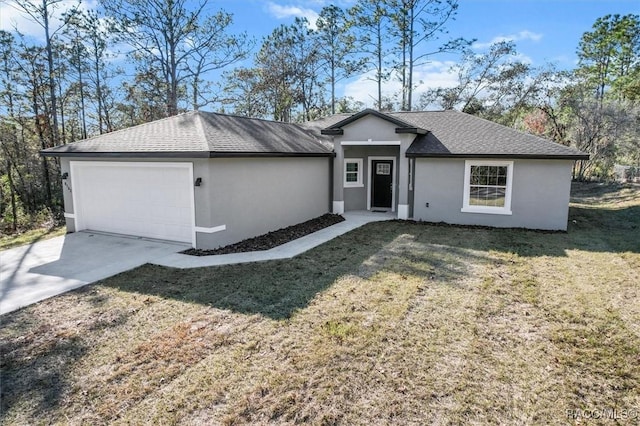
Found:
[41,111,333,158]
[42,109,588,160]
[394,110,588,159]
[303,109,586,159]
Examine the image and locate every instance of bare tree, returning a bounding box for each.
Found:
[10,0,79,145]
[389,0,469,111]
[350,0,393,110]
[316,5,364,114]
[101,0,249,117]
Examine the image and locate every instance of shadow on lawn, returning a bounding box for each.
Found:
[401,204,639,258]
[101,203,639,322]
[0,290,143,421]
[0,315,89,420]
[1,185,636,422]
[103,225,407,321]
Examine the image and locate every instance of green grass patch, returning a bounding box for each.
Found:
[1,182,639,425]
[0,226,66,251]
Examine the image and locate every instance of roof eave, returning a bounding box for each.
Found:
[395,127,428,135]
[208,151,335,158]
[40,150,335,158]
[406,153,591,160]
[321,129,344,135]
[40,150,210,158]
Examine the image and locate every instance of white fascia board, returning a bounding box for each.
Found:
[341,140,401,146]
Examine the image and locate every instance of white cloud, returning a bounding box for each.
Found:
[343,61,459,108]
[0,1,42,36]
[513,52,534,65]
[473,30,543,49]
[1,0,99,41]
[265,2,319,29]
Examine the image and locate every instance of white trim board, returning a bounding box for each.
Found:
[195,225,226,234]
[341,140,401,146]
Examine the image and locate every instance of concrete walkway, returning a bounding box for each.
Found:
[152,211,394,269]
[0,211,393,315]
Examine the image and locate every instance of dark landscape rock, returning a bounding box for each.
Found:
[182,213,345,256]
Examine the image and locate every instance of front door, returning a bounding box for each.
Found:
[371,160,393,208]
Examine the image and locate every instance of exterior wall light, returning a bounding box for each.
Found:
[194,177,202,187]
[61,172,69,179]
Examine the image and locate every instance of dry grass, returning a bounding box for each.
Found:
[1,182,639,425]
[0,226,66,251]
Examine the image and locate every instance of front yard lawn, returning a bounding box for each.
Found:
[1,183,638,425]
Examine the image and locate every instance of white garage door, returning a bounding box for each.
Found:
[71,161,194,244]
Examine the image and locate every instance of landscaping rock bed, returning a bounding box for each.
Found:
[182,213,345,256]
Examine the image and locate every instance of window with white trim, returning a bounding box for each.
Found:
[462,160,513,215]
[344,159,363,187]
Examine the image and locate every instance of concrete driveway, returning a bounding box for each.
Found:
[0,232,187,315]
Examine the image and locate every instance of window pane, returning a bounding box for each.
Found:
[346,172,357,182]
[376,163,390,175]
[470,166,482,185]
[346,162,358,172]
[469,186,506,207]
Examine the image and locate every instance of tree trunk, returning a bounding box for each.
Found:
[407,4,414,111]
[77,42,87,139]
[377,21,382,110]
[42,0,60,146]
[33,95,53,205]
[5,160,18,232]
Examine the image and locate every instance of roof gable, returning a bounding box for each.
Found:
[320,109,427,135]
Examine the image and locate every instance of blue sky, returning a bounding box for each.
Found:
[221,0,640,105]
[227,0,640,65]
[2,0,639,108]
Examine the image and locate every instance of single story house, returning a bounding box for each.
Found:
[42,109,588,249]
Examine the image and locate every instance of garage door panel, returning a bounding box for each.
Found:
[72,162,194,243]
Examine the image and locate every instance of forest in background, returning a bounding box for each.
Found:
[0,0,639,234]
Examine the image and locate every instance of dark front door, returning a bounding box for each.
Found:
[372,160,393,208]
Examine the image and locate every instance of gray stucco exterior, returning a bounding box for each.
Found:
[47,109,588,248]
[329,115,415,219]
[60,156,330,249]
[195,157,330,248]
[412,158,574,230]
[342,146,400,211]
[59,157,210,235]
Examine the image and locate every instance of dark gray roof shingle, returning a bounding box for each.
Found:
[306,109,587,159]
[42,108,588,160]
[42,111,333,157]
[394,110,588,159]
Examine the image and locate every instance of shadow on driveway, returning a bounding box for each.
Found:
[0,232,186,315]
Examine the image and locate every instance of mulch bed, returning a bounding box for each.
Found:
[182,213,345,256]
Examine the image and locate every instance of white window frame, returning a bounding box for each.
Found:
[461,160,513,215]
[344,158,364,188]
